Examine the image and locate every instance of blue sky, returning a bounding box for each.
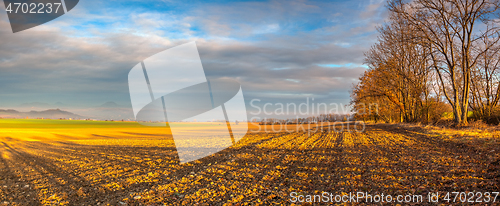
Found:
[0,0,387,119]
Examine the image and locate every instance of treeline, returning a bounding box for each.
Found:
[256,114,354,125]
[351,0,500,125]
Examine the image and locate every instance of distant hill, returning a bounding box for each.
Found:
[17,102,69,110]
[8,101,133,120]
[0,109,84,119]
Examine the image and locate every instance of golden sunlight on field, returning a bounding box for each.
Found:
[0,121,499,205]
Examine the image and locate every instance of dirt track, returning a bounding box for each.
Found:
[1,123,499,205]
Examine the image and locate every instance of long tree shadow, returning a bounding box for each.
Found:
[373,124,498,189]
[0,132,285,205]
[376,124,480,154]
[3,125,497,205]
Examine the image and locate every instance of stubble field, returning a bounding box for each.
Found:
[0,119,499,205]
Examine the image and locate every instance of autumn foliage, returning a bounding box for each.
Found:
[352,0,500,126]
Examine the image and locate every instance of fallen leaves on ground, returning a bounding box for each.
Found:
[0,123,498,205]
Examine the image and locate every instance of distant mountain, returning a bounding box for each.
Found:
[0,109,84,119]
[17,102,68,110]
[8,101,133,120]
[98,101,121,108]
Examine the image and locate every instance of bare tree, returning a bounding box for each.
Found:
[470,32,500,121]
[389,0,500,125]
[353,11,434,123]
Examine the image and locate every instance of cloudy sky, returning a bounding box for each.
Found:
[0,0,387,119]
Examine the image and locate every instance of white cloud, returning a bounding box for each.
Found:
[0,0,386,119]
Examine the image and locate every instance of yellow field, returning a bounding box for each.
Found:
[0,120,499,205]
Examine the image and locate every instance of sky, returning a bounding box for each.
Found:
[0,0,387,120]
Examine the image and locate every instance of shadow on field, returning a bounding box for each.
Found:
[0,124,499,205]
